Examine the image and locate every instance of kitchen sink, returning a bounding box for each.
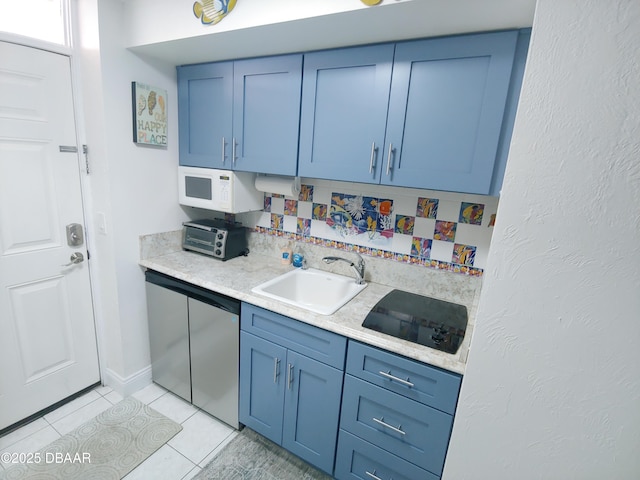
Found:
[251,268,367,315]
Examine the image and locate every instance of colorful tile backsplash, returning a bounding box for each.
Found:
[328,193,395,246]
[253,179,498,276]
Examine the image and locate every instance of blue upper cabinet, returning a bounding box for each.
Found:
[177,62,233,168]
[298,31,526,195]
[489,29,531,196]
[178,31,527,193]
[233,55,301,176]
[178,55,302,175]
[383,30,519,194]
[298,45,395,183]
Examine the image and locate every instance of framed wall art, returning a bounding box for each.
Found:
[132,82,167,147]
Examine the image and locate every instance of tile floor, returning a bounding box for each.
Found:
[0,383,238,479]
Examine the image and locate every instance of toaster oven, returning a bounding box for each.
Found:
[182,219,248,261]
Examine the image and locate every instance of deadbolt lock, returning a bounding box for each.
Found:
[66,223,84,247]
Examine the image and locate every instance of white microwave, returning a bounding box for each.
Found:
[178,166,263,213]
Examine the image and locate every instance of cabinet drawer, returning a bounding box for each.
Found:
[241,303,346,369]
[346,341,461,414]
[341,375,452,475]
[335,430,439,480]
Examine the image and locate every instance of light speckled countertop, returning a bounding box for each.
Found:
[139,231,479,375]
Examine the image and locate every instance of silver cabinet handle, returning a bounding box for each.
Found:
[369,142,378,173]
[365,470,384,480]
[287,363,293,390]
[232,138,237,165]
[385,143,394,176]
[221,137,227,164]
[62,252,84,267]
[378,370,414,388]
[373,416,406,436]
[273,357,280,384]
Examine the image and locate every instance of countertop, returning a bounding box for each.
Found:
[140,248,474,375]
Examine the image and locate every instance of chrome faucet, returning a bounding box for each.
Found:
[322,253,366,285]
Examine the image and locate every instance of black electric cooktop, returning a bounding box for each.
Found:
[362,290,468,354]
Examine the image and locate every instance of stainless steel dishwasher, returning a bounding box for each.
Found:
[145,270,239,428]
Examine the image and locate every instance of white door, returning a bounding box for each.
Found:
[0,42,100,430]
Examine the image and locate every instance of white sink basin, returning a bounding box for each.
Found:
[251,268,367,315]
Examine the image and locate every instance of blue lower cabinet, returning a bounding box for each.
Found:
[340,375,453,476]
[239,332,286,444]
[346,341,462,415]
[282,350,343,474]
[240,307,460,477]
[239,304,346,474]
[242,303,346,369]
[335,430,439,480]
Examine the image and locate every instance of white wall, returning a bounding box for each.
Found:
[123,0,535,65]
[444,1,640,478]
[124,0,390,46]
[77,0,188,392]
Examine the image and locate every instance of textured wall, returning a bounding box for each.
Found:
[443,1,640,478]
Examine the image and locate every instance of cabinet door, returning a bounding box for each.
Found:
[239,332,286,444]
[282,350,343,474]
[383,31,518,193]
[299,44,394,183]
[177,62,233,168]
[145,282,191,403]
[233,55,302,176]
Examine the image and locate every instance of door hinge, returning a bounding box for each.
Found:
[59,145,78,153]
[83,145,90,174]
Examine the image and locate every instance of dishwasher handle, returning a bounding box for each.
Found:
[145,270,240,315]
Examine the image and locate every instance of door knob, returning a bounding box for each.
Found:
[62,252,84,267]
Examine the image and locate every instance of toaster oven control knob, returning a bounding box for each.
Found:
[217,233,224,240]
[215,249,222,256]
[216,241,222,247]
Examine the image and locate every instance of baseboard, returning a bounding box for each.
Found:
[103,365,152,397]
